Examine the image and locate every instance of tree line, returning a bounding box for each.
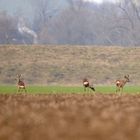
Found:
[0,0,140,46]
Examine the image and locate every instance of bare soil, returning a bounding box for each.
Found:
[0,93,140,140]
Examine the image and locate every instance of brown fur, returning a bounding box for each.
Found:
[83,78,95,92]
[17,74,27,93]
[116,75,130,94]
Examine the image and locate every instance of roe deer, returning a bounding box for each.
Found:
[115,75,130,94]
[17,74,27,93]
[83,78,95,92]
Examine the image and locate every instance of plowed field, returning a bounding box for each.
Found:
[0,94,140,140]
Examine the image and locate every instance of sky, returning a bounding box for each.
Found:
[0,0,66,17]
[83,0,117,4]
[0,0,33,16]
[0,0,118,21]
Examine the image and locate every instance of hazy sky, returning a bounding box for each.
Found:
[0,0,66,17]
[83,0,117,4]
[0,0,33,16]
[0,0,117,21]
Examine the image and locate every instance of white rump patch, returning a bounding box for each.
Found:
[116,81,120,84]
[83,81,89,85]
[19,86,25,88]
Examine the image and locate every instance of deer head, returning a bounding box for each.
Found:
[124,75,130,82]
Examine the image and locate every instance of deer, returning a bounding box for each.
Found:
[16,74,27,93]
[83,78,95,92]
[115,75,130,94]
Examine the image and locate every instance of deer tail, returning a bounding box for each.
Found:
[89,86,95,91]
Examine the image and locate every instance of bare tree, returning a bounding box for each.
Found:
[0,11,18,44]
[25,0,140,45]
[31,0,59,32]
[117,0,140,46]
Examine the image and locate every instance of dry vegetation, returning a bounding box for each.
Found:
[0,45,140,85]
[0,45,140,140]
[0,94,140,140]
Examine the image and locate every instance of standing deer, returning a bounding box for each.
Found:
[115,75,130,94]
[83,78,95,92]
[17,74,27,93]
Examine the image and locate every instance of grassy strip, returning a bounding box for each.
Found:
[0,85,84,94]
[0,85,139,94]
[96,85,140,94]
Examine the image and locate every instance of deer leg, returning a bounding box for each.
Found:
[117,87,122,95]
[24,88,27,93]
[85,86,90,92]
[84,86,86,92]
[17,87,21,93]
[120,88,123,95]
[116,87,117,93]
[116,87,119,93]
[116,86,121,94]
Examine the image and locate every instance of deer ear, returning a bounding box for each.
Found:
[17,74,21,77]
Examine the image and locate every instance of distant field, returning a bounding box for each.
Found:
[0,45,140,85]
[0,85,139,94]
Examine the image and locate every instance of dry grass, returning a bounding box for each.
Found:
[0,93,140,140]
[0,45,140,85]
